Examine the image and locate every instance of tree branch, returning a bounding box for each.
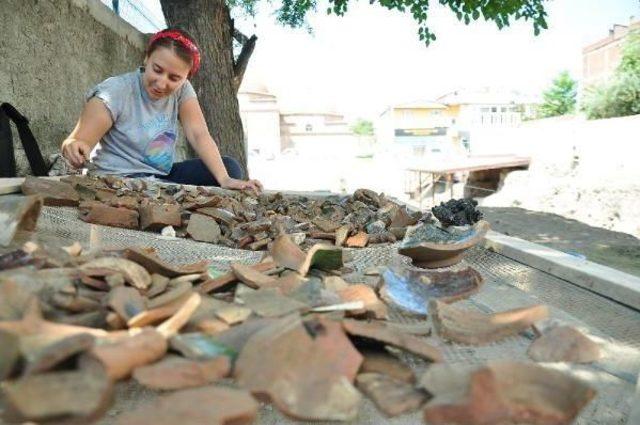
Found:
[233,28,249,45]
[232,34,257,93]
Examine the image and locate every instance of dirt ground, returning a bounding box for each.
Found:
[481,206,640,277]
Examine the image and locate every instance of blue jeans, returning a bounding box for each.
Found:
[163,157,243,186]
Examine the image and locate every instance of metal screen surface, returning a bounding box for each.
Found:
[26,207,640,424]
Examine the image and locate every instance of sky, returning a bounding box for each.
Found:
[142,0,639,121]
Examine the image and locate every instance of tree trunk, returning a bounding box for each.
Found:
[160,0,247,175]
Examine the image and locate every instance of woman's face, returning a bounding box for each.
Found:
[142,47,191,100]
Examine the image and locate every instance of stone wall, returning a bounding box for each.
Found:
[0,0,188,176]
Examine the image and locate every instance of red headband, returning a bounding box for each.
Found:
[149,30,201,76]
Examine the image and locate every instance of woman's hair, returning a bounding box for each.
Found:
[146,28,201,76]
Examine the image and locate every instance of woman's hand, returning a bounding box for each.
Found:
[61,139,92,169]
[220,177,264,196]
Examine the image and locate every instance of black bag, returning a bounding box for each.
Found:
[0,103,48,177]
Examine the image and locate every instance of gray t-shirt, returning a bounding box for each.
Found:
[86,69,197,176]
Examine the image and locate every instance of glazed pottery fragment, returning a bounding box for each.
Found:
[170,332,238,361]
[270,234,343,276]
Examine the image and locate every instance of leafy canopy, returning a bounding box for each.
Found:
[351,118,374,135]
[537,71,577,118]
[229,0,549,44]
[582,31,640,120]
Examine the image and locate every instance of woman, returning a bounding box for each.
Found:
[61,28,262,194]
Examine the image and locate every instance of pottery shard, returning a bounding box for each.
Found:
[139,203,181,231]
[430,299,549,345]
[337,284,388,319]
[21,176,79,206]
[421,362,596,425]
[109,195,139,210]
[235,315,363,421]
[0,195,43,247]
[528,326,602,363]
[133,355,231,390]
[90,328,167,380]
[313,216,341,233]
[80,257,151,291]
[79,202,139,229]
[115,386,258,425]
[335,224,351,247]
[342,319,443,362]
[356,373,428,417]
[107,286,146,321]
[360,350,415,383]
[240,288,308,318]
[2,355,112,423]
[231,263,277,289]
[124,247,209,278]
[187,213,221,243]
[345,231,368,248]
[0,329,20,380]
[196,207,237,226]
[23,333,95,376]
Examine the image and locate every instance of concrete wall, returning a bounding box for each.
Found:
[0,0,188,176]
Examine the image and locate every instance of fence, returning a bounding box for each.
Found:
[101,0,165,33]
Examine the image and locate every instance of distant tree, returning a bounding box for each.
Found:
[582,31,640,120]
[537,71,577,118]
[351,119,374,136]
[160,0,549,172]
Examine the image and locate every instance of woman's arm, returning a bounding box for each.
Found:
[179,97,262,194]
[61,98,113,168]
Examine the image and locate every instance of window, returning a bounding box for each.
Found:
[491,107,497,113]
[305,124,313,132]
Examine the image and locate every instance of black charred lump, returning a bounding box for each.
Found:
[431,198,483,227]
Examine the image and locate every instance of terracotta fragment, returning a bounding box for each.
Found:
[133,355,231,390]
[399,220,490,268]
[235,315,363,421]
[157,292,202,338]
[345,231,369,248]
[335,224,351,247]
[0,329,20,380]
[240,288,308,318]
[356,373,428,417]
[337,284,388,319]
[89,328,167,380]
[196,207,237,226]
[139,203,181,230]
[528,326,602,363]
[196,318,230,334]
[430,299,549,345]
[215,304,253,324]
[127,292,192,328]
[2,354,112,423]
[379,266,484,316]
[342,318,443,362]
[109,195,139,210]
[0,195,42,247]
[198,261,277,294]
[107,286,146,321]
[313,216,341,232]
[124,247,209,277]
[421,362,596,425]
[147,281,192,309]
[271,235,343,276]
[79,257,151,290]
[79,202,139,229]
[187,213,221,243]
[147,273,170,297]
[115,385,258,425]
[324,275,349,292]
[23,333,95,376]
[21,176,79,206]
[231,262,277,288]
[360,349,415,383]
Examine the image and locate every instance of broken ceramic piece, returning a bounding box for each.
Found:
[270,234,343,276]
[156,292,202,338]
[215,304,253,325]
[379,266,484,316]
[430,299,549,345]
[198,261,276,294]
[133,355,231,390]
[170,332,238,361]
[114,385,258,425]
[79,202,139,229]
[399,220,490,268]
[235,315,363,421]
[360,349,415,383]
[231,263,277,288]
[21,176,79,206]
[79,257,151,290]
[337,284,388,319]
[0,195,43,247]
[356,372,428,417]
[89,328,167,380]
[0,329,20,380]
[186,213,221,243]
[2,354,112,423]
[124,247,209,277]
[139,203,181,231]
[421,362,596,425]
[107,286,146,321]
[147,281,192,309]
[240,288,308,318]
[527,325,602,363]
[345,231,368,248]
[22,333,95,376]
[342,319,443,362]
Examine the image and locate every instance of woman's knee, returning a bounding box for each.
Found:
[222,156,244,179]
